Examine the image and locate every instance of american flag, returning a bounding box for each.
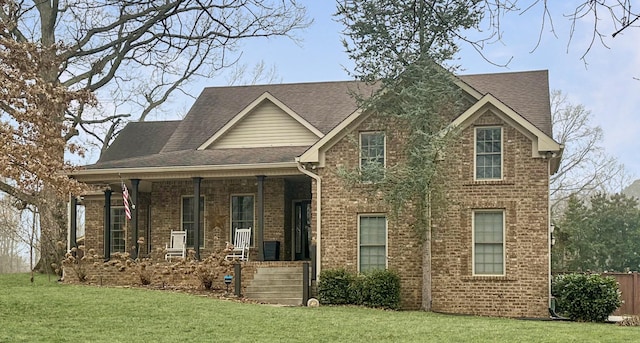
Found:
[122,183,131,220]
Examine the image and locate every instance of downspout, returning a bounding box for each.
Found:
[548,156,552,315]
[548,150,566,319]
[296,158,321,279]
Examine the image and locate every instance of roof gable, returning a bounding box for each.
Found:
[300,72,560,167]
[451,93,561,153]
[161,81,377,153]
[198,92,322,150]
[458,70,552,137]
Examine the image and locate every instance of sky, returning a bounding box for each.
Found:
[167,2,640,184]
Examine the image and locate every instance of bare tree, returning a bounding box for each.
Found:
[550,90,628,217]
[0,0,310,273]
[482,1,640,62]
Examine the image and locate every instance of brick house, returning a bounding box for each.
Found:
[70,70,562,317]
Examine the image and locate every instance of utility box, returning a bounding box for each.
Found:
[264,241,280,261]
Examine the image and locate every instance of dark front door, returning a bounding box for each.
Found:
[294,200,311,260]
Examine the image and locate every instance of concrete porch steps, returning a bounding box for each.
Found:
[244,266,305,306]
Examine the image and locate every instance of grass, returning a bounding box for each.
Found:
[1,273,638,342]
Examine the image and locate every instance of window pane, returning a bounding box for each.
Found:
[475,128,502,180]
[232,195,254,245]
[360,246,386,273]
[360,216,386,245]
[182,196,204,247]
[360,132,385,169]
[359,215,386,272]
[474,211,504,275]
[111,208,126,253]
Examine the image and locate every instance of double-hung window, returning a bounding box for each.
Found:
[473,211,505,275]
[475,127,502,180]
[231,195,254,245]
[360,131,385,181]
[359,215,387,273]
[182,196,205,248]
[110,207,126,253]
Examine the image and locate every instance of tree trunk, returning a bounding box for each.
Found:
[421,229,432,311]
[33,188,67,276]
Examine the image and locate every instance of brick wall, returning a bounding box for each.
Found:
[83,178,290,261]
[319,110,550,317]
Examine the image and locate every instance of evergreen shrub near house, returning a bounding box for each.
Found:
[319,268,400,309]
[318,268,354,305]
[552,273,622,322]
[352,269,401,309]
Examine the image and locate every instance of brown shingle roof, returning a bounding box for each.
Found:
[97,121,180,163]
[458,70,552,136]
[88,146,308,169]
[161,81,378,153]
[86,70,552,170]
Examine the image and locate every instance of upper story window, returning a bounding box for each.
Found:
[182,196,205,248]
[360,131,385,181]
[475,127,502,180]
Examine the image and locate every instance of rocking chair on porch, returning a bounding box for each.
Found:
[165,230,187,261]
[225,228,251,262]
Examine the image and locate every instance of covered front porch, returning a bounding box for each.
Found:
[68,171,317,305]
[71,170,315,266]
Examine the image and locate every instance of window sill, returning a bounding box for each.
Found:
[464,180,515,186]
[461,275,517,282]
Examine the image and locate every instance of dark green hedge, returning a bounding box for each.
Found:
[318,268,354,305]
[318,268,400,309]
[552,273,621,322]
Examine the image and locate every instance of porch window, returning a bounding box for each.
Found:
[475,127,502,180]
[360,131,385,181]
[359,215,387,273]
[110,207,126,253]
[182,196,205,248]
[473,210,505,275]
[231,195,254,246]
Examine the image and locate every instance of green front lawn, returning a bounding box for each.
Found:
[0,273,637,342]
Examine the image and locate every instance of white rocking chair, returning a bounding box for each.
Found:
[165,230,187,261]
[225,228,251,261]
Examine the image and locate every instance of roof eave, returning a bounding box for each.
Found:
[450,93,562,155]
[72,162,301,183]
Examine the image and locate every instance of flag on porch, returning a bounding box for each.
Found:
[122,182,131,220]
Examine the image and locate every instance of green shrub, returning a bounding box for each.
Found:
[319,268,401,309]
[358,269,401,309]
[318,269,354,305]
[552,273,622,322]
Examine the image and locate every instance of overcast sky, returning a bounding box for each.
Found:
[171,2,639,184]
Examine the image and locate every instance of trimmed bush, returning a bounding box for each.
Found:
[318,269,354,305]
[552,273,622,322]
[319,268,401,309]
[357,269,401,309]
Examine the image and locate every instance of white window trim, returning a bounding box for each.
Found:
[359,131,387,170]
[110,206,126,253]
[472,209,506,276]
[230,194,256,247]
[474,126,503,181]
[180,195,206,248]
[357,214,388,273]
